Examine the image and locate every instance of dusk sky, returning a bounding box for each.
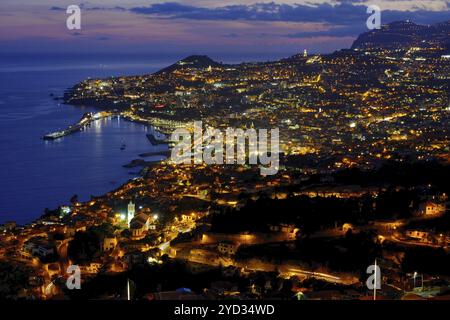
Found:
[1,1,449,56]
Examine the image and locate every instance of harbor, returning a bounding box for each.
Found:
[43,111,116,140]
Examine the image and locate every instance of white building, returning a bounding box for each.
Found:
[130,213,152,240]
[127,201,136,227]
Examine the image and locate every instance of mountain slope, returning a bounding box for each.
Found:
[156,55,223,74]
[351,20,450,51]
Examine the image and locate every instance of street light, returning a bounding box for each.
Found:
[413,271,418,289]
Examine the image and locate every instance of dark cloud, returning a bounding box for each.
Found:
[87,6,127,12]
[49,2,449,41]
[129,2,450,28]
[127,1,450,41]
[49,6,65,11]
[49,5,126,12]
[130,2,204,15]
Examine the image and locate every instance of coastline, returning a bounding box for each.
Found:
[26,103,173,227]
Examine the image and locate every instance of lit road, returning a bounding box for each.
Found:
[285,268,351,284]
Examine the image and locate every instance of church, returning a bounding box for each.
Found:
[126,201,155,240]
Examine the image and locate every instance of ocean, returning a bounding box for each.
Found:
[0,52,293,224]
[0,53,179,224]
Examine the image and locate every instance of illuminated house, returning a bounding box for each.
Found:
[269,223,299,240]
[405,230,431,243]
[416,201,446,217]
[80,262,102,274]
[217,241,239,256]
[102,237,118,252]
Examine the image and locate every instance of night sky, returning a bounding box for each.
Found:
[1,1,449,55]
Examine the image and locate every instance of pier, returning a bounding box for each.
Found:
[43,111,114,140]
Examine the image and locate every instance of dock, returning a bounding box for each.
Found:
[43,111,114,140]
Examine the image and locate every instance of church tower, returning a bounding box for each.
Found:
[127,200,135,227]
